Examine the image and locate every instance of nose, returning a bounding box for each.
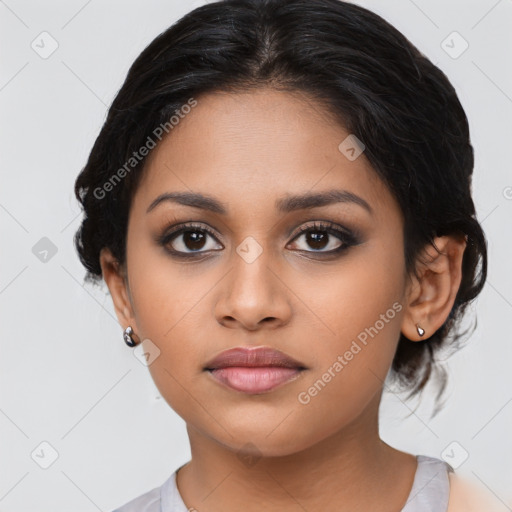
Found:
[214,246,293,331]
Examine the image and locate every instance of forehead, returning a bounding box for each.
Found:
[133,88,398,220]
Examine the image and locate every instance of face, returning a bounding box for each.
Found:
[112,89,411,456]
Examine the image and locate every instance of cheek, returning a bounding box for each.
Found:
[315,237,405,350]
[301,238,406,396]
[125,233,224,390]
[126,225,207,339]
[127,253,212,421]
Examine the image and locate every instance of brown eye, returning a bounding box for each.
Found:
[288,221,358,254]
[290,229,342,252]
[179,230,208,251]
[159,224,223,255]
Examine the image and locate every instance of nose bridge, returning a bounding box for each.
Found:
[215,234,291,329]
[230,234,276,300]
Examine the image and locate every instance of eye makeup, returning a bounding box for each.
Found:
[153,217,364,261]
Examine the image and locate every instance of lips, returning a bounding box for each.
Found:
[204,346,307,394]
[204,346,306,370]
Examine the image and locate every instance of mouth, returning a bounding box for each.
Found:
[204,346,307,394]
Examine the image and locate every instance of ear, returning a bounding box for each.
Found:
[401,234,467,341]
[99,247,138,337]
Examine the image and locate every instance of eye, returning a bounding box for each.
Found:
[157,220,359,259]
[158,223,223,256]
[287,221,358,254]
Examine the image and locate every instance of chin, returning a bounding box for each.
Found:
[210,421,321,459]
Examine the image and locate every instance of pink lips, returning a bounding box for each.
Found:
[204,346,306,394]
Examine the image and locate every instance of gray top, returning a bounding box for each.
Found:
[112,454,454,512]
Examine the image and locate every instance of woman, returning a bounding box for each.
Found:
[73,0,499,510]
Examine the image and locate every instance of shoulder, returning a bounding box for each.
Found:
[110,469,187,512]
[447,472,505,512]
[110,481,162,512]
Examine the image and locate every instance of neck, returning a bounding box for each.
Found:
[176,393,417,512]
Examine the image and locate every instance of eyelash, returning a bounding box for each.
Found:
[156,220,360,260]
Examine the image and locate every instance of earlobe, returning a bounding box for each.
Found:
[401,235,467,342]
[99,248,137,331]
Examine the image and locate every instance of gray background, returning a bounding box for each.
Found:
[1,0,511,510]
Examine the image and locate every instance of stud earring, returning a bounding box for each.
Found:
[123,326,139,347]
[416,324,425,337]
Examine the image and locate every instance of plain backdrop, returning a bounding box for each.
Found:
[1,0,511,510]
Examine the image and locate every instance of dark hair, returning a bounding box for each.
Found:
[74,0,487,405]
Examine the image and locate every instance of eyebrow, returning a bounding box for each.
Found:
[146,189,373,216]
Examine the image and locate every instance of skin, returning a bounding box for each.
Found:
[100,88,466,512]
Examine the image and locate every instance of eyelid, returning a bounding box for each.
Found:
[289,219,356,239]
[158,220,351,243]
[157,221,223,245]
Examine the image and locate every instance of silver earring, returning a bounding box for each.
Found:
[416,324,425,337]
[123,326,139,347]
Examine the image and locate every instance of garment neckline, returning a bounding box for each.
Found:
[165,454,452,511]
